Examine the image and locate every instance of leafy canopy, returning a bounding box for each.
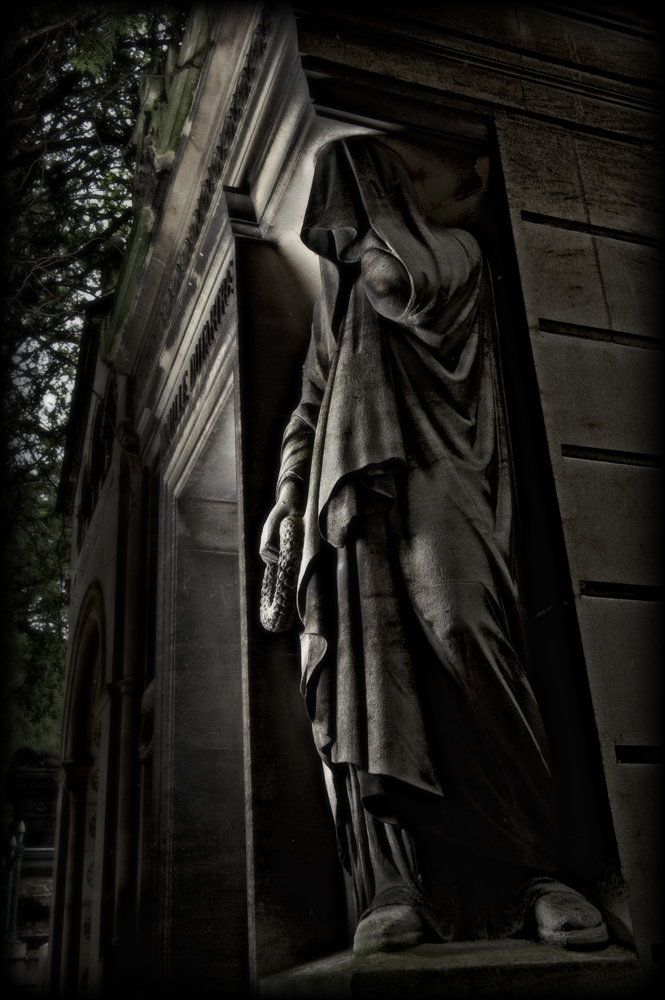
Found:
[1,3,190,775]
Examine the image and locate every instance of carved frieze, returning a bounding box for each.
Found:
[135,9,271,402]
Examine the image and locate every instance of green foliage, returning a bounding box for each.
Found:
[1,3,191,776]
[70,7,152,80]
[3,486,68,760]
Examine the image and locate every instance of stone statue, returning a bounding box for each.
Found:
[260,137,608,955]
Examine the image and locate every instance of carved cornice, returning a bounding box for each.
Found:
[136,8,272,400]
[296,6,660,96]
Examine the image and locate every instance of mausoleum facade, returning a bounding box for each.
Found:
[51,3,661,996]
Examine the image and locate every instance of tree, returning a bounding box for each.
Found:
[1,3,192,779]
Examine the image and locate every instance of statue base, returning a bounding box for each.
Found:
[259,939,645,997]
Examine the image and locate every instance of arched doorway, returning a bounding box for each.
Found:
[48,583,112,998]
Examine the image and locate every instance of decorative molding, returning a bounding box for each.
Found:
[296,9,660,97]
[163,260,235,447]
[521,210,661,249]
[579,580,663,601]
[615,745,662,764]
[537,318,662,351]
[561,444,662,469]
[136,8,272,398]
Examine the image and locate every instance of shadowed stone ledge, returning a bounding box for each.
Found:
[259,939,646,998]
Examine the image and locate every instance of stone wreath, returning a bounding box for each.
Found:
[260,515,304,632]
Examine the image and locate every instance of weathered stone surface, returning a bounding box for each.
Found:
[601,764,663,970]
[259,940,643,998]
[576,597,663,968]
[595,240,661,340]
[529,332,662,457]
[497,120,588,221]
[176,498,239,552]
[574,138,661,239]
[105,8,214,357]
[298,4,659,139]
[496,117,661,239]
[317,2,660,87]
[518,225,611,329]
[515,225,660,338]
[169,746,247,992]
[498,104,661,977]
[577,599,663,750]
[554,460,662,588]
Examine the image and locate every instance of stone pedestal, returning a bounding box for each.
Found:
[2,939,38,990]
[259,940,645,998]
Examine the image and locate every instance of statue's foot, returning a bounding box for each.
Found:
[533,882,608,947]
[353,904,424,957]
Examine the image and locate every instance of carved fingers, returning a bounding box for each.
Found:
[260,480,304,565]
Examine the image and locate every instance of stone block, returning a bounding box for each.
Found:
[516,224,610,330]
[365,3,659,86]
[574,139,661,239]
[297,28,525,110]
[172,543,242,748]
[170,741,245,836]
[175,549,241,643]
[177,497,239,552]
[516,223,661,341]
[555,460,662,587]
[364,2,524,54]
[173,662,243,749]
[517,74,657,143]
[259,940,644,998]
[513,7,659,85]
[497,119,661,240]
[497,120,586,221]
[595,240,662,340]
[529,331,662,457]
[169,745,247,985]
[601,764,663,970]
[179,394,237,501]
[577,598,663,748]
[575,597,663,967]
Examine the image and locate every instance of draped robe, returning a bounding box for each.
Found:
[276,139,560,930]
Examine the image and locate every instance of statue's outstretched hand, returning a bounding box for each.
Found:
[259,479,305,632]
[259,480,303,565]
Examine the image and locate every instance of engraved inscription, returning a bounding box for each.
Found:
[163,260,235,445]
[136,9,271,398]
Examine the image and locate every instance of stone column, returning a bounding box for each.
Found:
[111,433,147,987]
[57,764,89,997]
[113,675,139,947]
[88,687,116,999]
[45,767,68,995]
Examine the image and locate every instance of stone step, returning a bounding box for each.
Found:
[259,939,645,998]
[1,953,39,988]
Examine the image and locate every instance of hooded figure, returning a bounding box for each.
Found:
[261,137,607,951]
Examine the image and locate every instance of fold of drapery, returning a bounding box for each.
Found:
[277,138,560,873]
